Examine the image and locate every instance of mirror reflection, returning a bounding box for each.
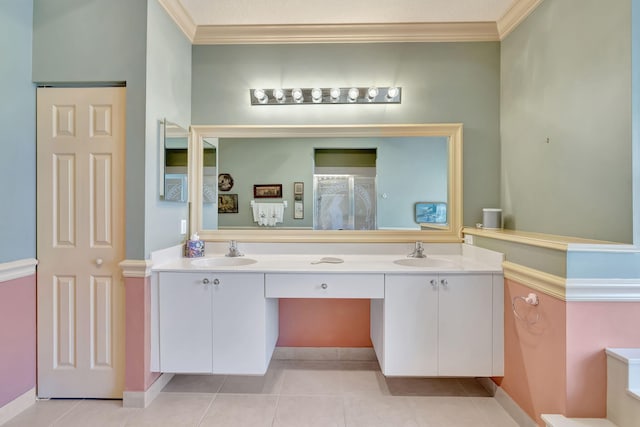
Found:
[205,136,448,231]
[160,119,189,202]
[190,124,463,243]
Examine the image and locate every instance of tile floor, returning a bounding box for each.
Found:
[3,360,519,427]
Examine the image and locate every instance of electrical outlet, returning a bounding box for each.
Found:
[464,234,474,245]
[180,219,187,235]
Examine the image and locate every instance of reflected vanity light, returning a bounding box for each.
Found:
[249,86,402,105]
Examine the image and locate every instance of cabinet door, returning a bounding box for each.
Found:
[211,273,268,374]
[384,275,438,376]
[159,272,213,373]
[438,274,493,376]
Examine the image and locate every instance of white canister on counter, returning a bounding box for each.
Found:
[482,208,503,230]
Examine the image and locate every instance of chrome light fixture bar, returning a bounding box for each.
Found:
[249,87,401,105]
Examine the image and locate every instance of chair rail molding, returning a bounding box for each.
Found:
[119,259,154,278]
[0,258,38,283]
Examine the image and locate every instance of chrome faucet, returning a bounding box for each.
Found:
[408,241,426,258]
[226,240,244,257]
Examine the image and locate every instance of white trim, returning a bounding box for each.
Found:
[119,259,153,278]
[193,22,499,45]
[0,387,36,426]
[122,373,174,408]
[157,0,197,42]
[565,279,640,302]
[567,244,640,253]
[494,386,538,427]
[496,0,544,39]
[159,2,546,45]
[0,258,38,283]
[503,261,566,300]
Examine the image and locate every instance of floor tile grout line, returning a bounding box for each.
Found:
[47,399,84,427]
[270,393,281,427]
[195,394,217,427]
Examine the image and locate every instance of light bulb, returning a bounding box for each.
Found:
[330,87,341,101]
[272,88,285,102]
[386,87,399,100]
[311,88,323,103]
[292,88,303,103]
[253,88,268,104]
[367,87,379,101]
[348,87,359,102]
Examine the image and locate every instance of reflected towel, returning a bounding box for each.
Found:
[252,202,285,227]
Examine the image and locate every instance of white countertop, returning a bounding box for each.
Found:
[152,253,502,274]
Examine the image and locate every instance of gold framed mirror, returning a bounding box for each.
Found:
[189,123,463,243]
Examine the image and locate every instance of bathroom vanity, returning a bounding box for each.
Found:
[151,244,504,378]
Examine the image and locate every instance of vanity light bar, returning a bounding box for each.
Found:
[249,87,402,105]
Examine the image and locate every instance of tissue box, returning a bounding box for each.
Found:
[185,240,205,258]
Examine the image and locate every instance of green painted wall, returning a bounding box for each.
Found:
[192,43,501,228]
[0,0,35,263]
[144,0,192,256]
[32,0,192,258]
[33,0,148,259]
[501,0,632,243]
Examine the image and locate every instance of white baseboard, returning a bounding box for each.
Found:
[494,386,538,427]
[272,346,377,361]
[122,373,174,408]
[0,388,36,425]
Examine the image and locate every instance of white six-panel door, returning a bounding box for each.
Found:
[36,87,126,398]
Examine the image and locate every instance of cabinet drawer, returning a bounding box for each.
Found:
[265,273,384,299]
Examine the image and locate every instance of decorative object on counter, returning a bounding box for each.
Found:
[185,233,205,258]
[415,202,447,224]
[218,173,234,191]
[254,184,282,198]
[218,194,238,213]
[250,87,401,105]
[482,208,503,230]
[251,200,287,226]
[294,182,304,219]
[512,292,540,325]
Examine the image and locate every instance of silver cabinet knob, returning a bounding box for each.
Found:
[321,283,328,290]
[440,279,448,287]
[202,278,210,285]
[430,279,438,288]
[213,278,220,285]
[96,258,103,266]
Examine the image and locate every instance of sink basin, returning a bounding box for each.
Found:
[393,257,456,268]
[191,257,258,267]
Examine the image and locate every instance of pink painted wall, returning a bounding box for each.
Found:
[501,279,567,426]
[503,278,640,425]
[565,302,640,417]
[0,274,36,407]
[124,276,160,391]
[277,299,372,347]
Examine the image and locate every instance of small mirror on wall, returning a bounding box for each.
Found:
[159,119,189,202]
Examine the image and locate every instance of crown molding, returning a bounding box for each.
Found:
[192,22,499,44]
[158,0,197,42]
[497,0,544,39]
[162,0,545,45]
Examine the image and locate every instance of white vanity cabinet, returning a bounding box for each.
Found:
[158,272,278,375]
[372,273,500,377]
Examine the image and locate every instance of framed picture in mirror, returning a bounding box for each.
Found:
[415,202,447,224]
[218,194,238,213]
[254,184,282,198]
